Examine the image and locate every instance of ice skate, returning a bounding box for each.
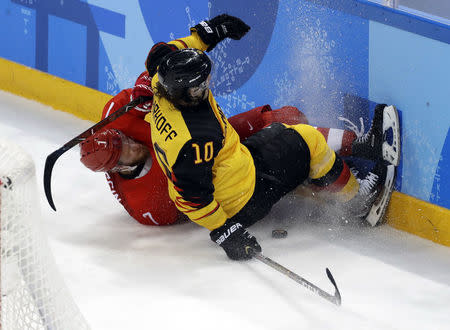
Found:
[346,161,396,226]
[339,104,401,166]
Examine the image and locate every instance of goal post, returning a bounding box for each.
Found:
[0,139,90,330]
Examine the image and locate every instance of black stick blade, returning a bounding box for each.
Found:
[44,149,65,211]
[326,268,342,306]
[42,96,150,212]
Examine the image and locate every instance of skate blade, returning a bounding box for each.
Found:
[366,164,396,226]
[382,105,401,166]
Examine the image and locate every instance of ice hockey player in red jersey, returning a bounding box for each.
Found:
[80,76,177,226]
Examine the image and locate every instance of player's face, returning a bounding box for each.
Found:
[116,136,149,168]
[186,74,211,102]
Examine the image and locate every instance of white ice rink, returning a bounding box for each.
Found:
[1,90,450,330]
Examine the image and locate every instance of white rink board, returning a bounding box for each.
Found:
[1,90,450,330]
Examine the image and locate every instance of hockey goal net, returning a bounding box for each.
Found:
[0,139,89,330]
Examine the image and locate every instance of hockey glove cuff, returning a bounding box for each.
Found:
[191,14,250,51]
[210,221,261,260]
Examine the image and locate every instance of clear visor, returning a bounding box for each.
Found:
[188,74,211,99]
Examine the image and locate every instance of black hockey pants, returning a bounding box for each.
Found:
[229,123,311,228]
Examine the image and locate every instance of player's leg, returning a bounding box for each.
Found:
[344,158,396,226]
[232,123,312,228]
[339,104,401,166]
[260,105,309,126]
[287,123,394,226]
[336,103,401,225]
[313,104,400,166]
[287,124,359,202]
[228,104,309,141]
[227,105,271,141]
[314,127,357,156]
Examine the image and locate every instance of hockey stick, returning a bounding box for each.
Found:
[250,250,342,306]
[43,96,151,211]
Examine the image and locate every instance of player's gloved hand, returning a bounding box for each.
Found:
[145,42,178,77]
[191,14,250,51]
[210,221,261,260]
[131,71,153,108]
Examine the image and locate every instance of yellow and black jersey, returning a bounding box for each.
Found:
[149,81,256,231]
[148,32,255,230]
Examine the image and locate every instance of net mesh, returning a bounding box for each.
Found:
[0,139,90,330]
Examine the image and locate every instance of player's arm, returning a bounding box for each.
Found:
[144,29,210,78]
[189,14,250,51]
[144,38,203,80]
[102,68,157,144]
[168,32,208,52]
[145,14,250,78]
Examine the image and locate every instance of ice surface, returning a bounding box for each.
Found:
[1,90,449,330]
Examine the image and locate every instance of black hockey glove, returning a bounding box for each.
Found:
[210,221,261,260]
[145,42,177,77]
[191,14,250,51]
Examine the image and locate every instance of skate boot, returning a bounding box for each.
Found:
[346,161,396,226]
[339,104,401,166]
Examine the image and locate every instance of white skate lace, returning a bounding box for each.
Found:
[358,172,379,196]
[338,116,366,141]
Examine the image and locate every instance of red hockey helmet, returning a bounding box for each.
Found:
[80,129,123,172]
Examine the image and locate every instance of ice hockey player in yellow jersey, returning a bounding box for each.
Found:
[146,14,396,260]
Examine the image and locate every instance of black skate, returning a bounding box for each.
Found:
[346,161,396,226]
[339,104,401,166]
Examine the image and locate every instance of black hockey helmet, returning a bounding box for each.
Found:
[157,48,212,98]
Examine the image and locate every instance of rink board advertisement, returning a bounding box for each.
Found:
[0,1,449,212]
